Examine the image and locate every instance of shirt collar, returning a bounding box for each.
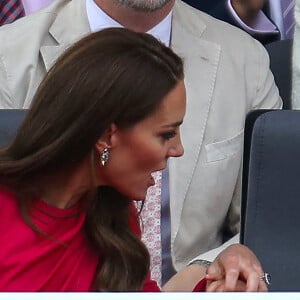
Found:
[227,0,278,34]
[86,0,172,46]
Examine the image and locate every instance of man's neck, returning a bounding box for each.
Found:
[94,0,175,32]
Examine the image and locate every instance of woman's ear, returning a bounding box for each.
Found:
[94,123,118,154]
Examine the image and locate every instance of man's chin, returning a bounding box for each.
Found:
[114,0,172,12]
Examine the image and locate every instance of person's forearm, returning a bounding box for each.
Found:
[162,264,207,292]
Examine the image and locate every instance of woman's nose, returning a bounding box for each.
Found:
[168,140,184,158]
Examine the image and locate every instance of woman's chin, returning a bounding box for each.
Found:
[127,191,147,202]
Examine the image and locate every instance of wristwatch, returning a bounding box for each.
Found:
[188,259,212,269]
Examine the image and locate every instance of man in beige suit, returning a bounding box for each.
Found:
[0,0,281,291]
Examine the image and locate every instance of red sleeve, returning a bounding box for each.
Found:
[192,278,207,292]
[142,273,161,292]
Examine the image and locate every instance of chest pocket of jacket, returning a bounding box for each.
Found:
[205,130,244,163]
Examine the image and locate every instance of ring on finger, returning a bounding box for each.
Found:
[259,272,271,285]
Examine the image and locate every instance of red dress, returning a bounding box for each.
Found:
[0,188,205,292]
[0,188,161,291]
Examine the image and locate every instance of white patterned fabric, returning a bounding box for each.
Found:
[141,171,162,286]
[292,0,300,108]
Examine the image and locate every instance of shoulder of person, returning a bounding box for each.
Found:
[174,0,264,54]
[0,186,18,211]
[0,1,65,48]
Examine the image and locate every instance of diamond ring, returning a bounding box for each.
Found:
[259,272,271,285]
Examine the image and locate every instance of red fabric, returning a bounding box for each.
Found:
[0,188,159,292]
[142,275,160,292]
[0,188,98,291]
[192,278,207,292]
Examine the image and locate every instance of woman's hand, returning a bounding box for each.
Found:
[206,244,268,292]
[162,243,268,292]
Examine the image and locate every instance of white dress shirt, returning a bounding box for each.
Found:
[86,0,172,46]
[22,0,54,15]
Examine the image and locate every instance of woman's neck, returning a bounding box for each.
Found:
[41,186,88,209]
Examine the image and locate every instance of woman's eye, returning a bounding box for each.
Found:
[161,131,176,140]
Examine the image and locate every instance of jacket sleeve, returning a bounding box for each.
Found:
[0,53,13,108]
[142,274,161,292]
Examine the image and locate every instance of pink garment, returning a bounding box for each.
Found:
[0,188,160,292]
[22,0,53,15]
[141,171,162,285]
[0,188,98,291]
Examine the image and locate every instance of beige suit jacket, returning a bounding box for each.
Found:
[0,0,281,271]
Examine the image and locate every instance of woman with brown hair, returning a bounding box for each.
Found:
[0,27,266,292]
[0,27,185,292]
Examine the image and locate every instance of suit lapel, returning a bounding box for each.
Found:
[169,1,221,240]
[40,0,91,72]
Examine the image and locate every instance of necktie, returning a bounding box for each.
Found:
[0,0,25,26]
[141,171,162,286]
[282,0,296,39]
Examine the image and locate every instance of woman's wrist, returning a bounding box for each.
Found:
[188,259,212,270]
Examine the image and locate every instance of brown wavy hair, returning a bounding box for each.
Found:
[0,28,183,291]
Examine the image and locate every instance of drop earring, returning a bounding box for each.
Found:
[100,148,110,166]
